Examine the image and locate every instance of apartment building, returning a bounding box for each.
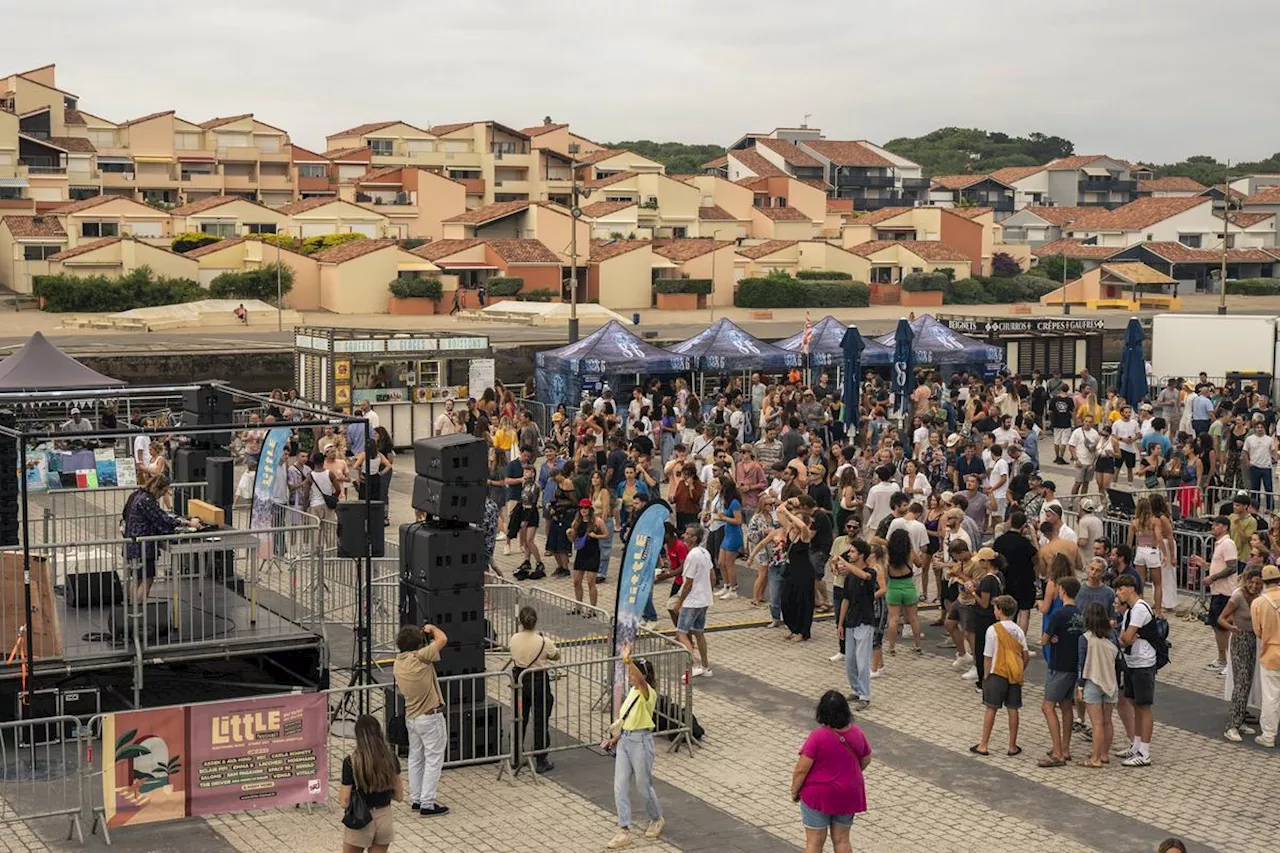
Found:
[985,156,1138,211]
[1136,176,1207,198]
[797,139,928,210]
[927,175,1016,213]
[1063,196,1272,250]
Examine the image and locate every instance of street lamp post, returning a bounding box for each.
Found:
[1060,250,1070,315]
[1219,164,1232,316]
[567,144,582,343]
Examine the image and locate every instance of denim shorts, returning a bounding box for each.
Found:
[677,606,708,633]
[1082,678,1116,705]
[799,801,854,830]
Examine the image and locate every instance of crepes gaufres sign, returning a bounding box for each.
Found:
[944,318,1105,335]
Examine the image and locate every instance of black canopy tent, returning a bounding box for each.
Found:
[0,332,125,392]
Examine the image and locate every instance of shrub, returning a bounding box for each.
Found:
[804,281,870,307]
[734,275,868,308]
[991,252,1022,278]
[250,233,302,252]
[516,288,555,302]
[984,276,1024,303]
[1015,274,1059,301]
[1226,278,1280,296]
[1028,254,1083,282]
[34,266,204,312]
[171,232,223,254]
[209,264,294,302]
[486,277,525,297]
[655,279,713,295]
[901,272,949,292]
[796,270,853,281]
[388,277,443,300]
[300,232,366,256]
[946,278,994,305]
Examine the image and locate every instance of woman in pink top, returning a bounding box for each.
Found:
[790,690,871,853]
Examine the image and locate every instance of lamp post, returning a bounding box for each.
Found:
[568,143,581,343]
[1219,162,1232,316]
[1061,249,1070,315]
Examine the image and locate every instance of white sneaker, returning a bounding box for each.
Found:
[606,829,632,849]
[1204,660,1226,671]
[640,620,659,631]
[901,625,914,638]
[1113,746,1135,759]
[725,590,739,600]
[699,668,712,678]
[691,666,706,678]
[829,652,846,662]
[503,542,511,556]
[1256,735,1277,748]
[715,586,730,599]
[951,654,972,672]
[644,817,665,840]
[1224,727,1242,742]
[961,666,978,681]
[869,668,883,679]
[1241,724,1258,735]
[1121,753,1151,767]
[496,532,507,541]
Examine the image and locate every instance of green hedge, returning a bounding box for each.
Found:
[34,266,205,312]
[901,272,948,292]
[300,232,366,256]
[172,232,223,254]
[487,277,525,296]
[796,270,853,281]
[251,233,302,251]
[655,279,713,295]
[1226,278,1280,295]
[516,288,555,302]
[735,275,869,308]
[209,264,294,302]
[942,274,1058,305]
[947,278,993,304]
[388,277,443,300]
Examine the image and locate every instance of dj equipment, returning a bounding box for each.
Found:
[413,434,487,481]
[399,523,485,590]
[336,500,387,558]
[64,570,124,609]
[1106,488,1135,516]
[1175,517,1213,533]
[411,478,485,524]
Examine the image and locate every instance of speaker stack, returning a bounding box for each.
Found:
[398,433,500,761]
[0,409,17,546]
[182,384,233,451]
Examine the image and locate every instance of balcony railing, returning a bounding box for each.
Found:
[22,163,66,175]
[1078,178,1137,193]
[853,195,910,211]
[838,172,894,188]
[901,177,931,190]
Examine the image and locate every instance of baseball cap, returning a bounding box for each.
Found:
[1213,515,1231,526]
[1263,564,1280,582]
[1233,492,1251,506]
[1041,479,1056,492]
[578,498,592,507]
[940,490,954,504]
[1080,498,1096,512]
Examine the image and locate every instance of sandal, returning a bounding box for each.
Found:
[1007,746,1022,756]
[1076,759,1105,769]
[969,745,989,756]
[1037,756,1066,768]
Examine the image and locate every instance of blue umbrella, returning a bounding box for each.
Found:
[841,325,865,428]
[891,318,916,417]
[1117,317,1148,407]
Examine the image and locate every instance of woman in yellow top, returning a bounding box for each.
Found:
[605,649,664,849]
[493,415,518,454]
[1076,390,1104,426]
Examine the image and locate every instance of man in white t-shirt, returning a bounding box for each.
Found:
[133,421,152,466]
[1067,415,1101,497]
[1111,405,1141,484]
[991,415,1019,449]
[1242,417,1278,512]
[1138,402,1156,438]
[675,524,714,677]
[1115,575,1157,766]
[864,465,899,531]
[984,445,1010,519]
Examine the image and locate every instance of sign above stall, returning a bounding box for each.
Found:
[299,335,491,355]
[942,318,1105,336]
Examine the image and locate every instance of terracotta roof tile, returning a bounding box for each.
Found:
[801,140,892,168]
[945,206,993,220]
[702,155,728,169]
[755,205,810,221]
[48,236,123,261]
[581,200,636,218]
[47,195,153,215]
[276,196,346,215]
[354,166,405,185]
[847,240,970,261]
[698,205,737,221]
[1,214,66,239]
[45,136,95,153]
[171,194,274,216]
[64,109,86,126]
[1138,176,1207,193]
[185,237,245,258]
[331,121,399,137]
[426,122,479,136]
[576,148,627,165]
[1045,154,1110,171]
[1100,262,1176,284]
[735,176,767,191]
[521,123,567,137]
[1135,241,1275,264]
[729,149,787,178]
[755,138,822,168]
[1022,206,1092,226]
[311,237,393,263]
[1031,238,1120,260]
[1242,186,1280,205]
[410,238,485,261]
[930,174,989,191]
[487,239,561,265]
[826,199,854,214]
[289,144,329,163]
[443,199,536,224]
[735,239,798,259]
[666,174,699,185]
[988,165,1046,184]
[845,207,914,226]
[651,239,733,262]
[119,110,175,127]
[583,171,637,190]
[200,113,252,129]
[1229,211,1274,228]
[1066,196,1210,232]
[589,239,649,263]
[323,146,372,161]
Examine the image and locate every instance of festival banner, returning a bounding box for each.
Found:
[250,427,292,551]
[610,499,671,712]
[101,693,328,831]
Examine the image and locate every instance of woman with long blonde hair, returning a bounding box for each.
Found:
[339,714,403,853]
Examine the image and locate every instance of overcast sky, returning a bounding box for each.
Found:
[12,0,1279,163]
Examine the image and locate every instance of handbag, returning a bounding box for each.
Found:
[603,691,643,746]
[342,785,372,830]
[313,471,339,510]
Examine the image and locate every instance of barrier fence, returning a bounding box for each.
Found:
[0,716,85,844]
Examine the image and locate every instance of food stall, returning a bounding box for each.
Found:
[293,327,494,446]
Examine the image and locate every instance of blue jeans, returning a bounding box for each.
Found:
[845,624,874,701]
[1250,465,1274,511]
[643,592,658,622]
[767,564,785,621]
[599,519,615,580]
[614,730,661,829]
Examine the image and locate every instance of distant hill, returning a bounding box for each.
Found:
[882,127,1074,177]
[601,140,725,175]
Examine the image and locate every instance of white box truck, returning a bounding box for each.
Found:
[1150,313,1279,382]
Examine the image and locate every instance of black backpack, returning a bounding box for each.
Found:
[1132,601,1170,670]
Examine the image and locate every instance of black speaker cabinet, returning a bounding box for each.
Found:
[64,571,124,609]
[206,457,235,515]
[336,501,387,558]
[413,434,487,481]
[174,447,207,483]
[399,584,487,645]
[411,476,485,524]
[108,602,171,641]
[445,699,505,765]
[183,385,233,423]
[399,522,485,590]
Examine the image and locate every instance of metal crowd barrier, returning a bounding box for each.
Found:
[0,715,85,844]
[38,482,206,544]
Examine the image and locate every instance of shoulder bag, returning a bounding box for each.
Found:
[341,782,372,830]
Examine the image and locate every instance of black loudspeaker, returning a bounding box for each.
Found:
[108,602,171,641]
[183,385,233,423]
[336,501,386,558]
[206,457,235,518]
[64,571,124,609]
[174,447,207,483]
[399,584,486,645]
[399,523,485,590]
[411,477,485,524]
[413,434,487,481]
[445,699,504,765]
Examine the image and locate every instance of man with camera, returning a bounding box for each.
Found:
[394,622,450,816]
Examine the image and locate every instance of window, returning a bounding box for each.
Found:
[174,133,202,150]
[217,133,249,148]
[100,162,132,174]
[88,130,116,148]
[1177,234,1202,248]
[246,223,277,234]
[298,163,326,179]
[368,139,394,156]
[24,245,59,260]
[198,222,238,238]
[671,226,687,238]
[0,187,21,200]
[81,221,119,238]
[255,135,280,154]
[870,267,894,284]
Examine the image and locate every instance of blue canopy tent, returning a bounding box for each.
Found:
[841,326,865,429]
[874,314,1004,369]
[669,318,803,373]
[535,320,692,410]
[777,315,894,367]
[1117,316,1149,406]
[891,318,916,416]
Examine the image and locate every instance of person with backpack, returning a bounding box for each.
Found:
[971,594,1028,757]
[1114,574,1166,766]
